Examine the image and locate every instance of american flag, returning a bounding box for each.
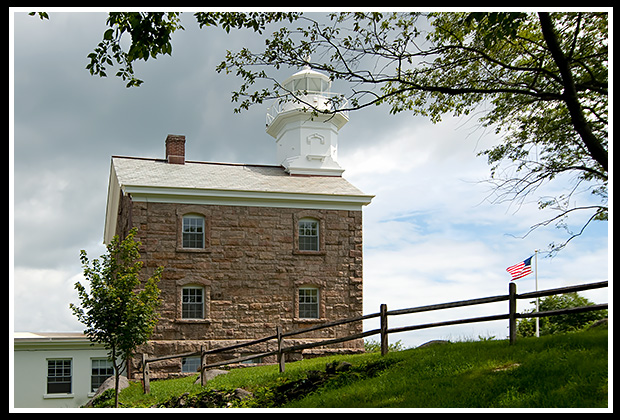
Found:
[506,256,533,281]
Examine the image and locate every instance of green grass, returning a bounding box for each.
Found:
[114,326,608,409]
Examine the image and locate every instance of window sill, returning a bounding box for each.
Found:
[293,317,326,324]
[43,393,74,399]
[293,250,326,256]
[176,247,211,253]
[175,318,211,324]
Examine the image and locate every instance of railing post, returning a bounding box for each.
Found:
[380,304,388,356]
[200,345,207,386]
[142,353,150,394]
[277,326,285,373]
[509,282,517,345]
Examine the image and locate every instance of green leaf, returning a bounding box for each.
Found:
[103,28,115,40]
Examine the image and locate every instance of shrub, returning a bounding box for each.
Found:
[517,292,607,337]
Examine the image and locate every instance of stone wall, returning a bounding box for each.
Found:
[116,196,364,378]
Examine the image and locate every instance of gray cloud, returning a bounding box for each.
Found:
[12,11,608,345]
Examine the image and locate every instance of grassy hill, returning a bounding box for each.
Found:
[103,325,608,409]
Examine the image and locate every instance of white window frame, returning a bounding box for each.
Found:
[46,358,72,395]
[298,287,320,319]
[182,286,204,319]
[298,218,319,252]
[90,358,113,393]
[182,215,205,249]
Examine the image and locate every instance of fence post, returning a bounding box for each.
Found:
[200,345,207,386]
[380,304,388,356]
[509,282,517,345]
[277,326,285,373]
[142,353,150,394]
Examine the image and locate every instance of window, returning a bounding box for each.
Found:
[293,213,325,255]
[182,286,204,319]
[182,356,201,373]
[176,280,210,322]
[286,75,329,93]
[182,215,204,248]
[47,359,72,394]
[241,355,263,364]
[299,288,319,319]
[91,359,113,392]
[298,219,319,251]
[176,209,210,252]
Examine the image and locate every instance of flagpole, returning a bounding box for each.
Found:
[535,249,539,338]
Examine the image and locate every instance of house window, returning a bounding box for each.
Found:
[299,288,319,319]
[298,218,319,251]
[182,356,201,373]
[182,286,204,319]
[47,359,72,394]
[182,215,205,248]
[241,355,263,364]
[91,359,113,392]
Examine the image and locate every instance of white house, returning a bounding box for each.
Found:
[13,332,116,409]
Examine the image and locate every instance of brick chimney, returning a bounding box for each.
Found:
[165,134,186,164]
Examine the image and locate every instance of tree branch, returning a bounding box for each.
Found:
[538,12,608,172]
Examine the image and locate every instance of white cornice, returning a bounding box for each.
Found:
[103,157,374,244]
[122,184,374,211]
[13,333,105,351]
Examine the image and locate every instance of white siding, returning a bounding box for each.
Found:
[13,333,112,409]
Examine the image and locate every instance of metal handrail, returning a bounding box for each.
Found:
[266,92,349,126]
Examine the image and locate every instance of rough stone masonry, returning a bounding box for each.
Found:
[118,197,364,379]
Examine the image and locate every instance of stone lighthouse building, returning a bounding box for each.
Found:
[103,67,373,379]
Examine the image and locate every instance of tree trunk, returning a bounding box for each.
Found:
[114,371,120,408]
[538,12,608,172]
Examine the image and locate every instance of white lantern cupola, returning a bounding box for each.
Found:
[266,66,349,176]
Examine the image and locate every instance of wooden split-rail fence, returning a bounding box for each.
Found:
[141,280,607,393]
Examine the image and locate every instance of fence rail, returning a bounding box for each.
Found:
[141,280,607,393]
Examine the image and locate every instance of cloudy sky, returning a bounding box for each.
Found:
[11,10,610,348]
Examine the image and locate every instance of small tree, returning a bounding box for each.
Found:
[70,228,163,407]
[516,292,607,337]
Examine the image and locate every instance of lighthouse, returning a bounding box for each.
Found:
[266,66,349,176]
